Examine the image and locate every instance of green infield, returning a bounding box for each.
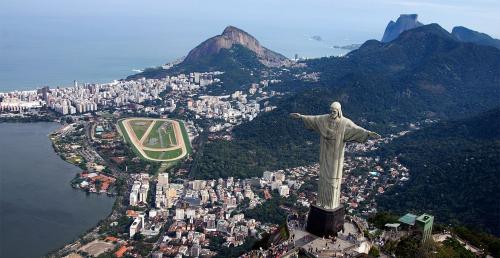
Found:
[118,118,191,162]
[118,119,143,158]
[144,148,183,160]
[130,120,153,140]
[143,121,177,148]
[178,119,192,154]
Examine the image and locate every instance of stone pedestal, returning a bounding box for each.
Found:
[306,204,344,237]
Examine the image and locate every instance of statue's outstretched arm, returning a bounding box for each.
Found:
[290,113,323,132]
[367,131,381,139]
[289,113,302,119]
[344,120,381,142]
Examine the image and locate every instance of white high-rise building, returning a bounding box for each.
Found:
[175,208,185,220]
[263,171,274,181]
[139,186,148,204]
[129,216,143,238]
[274,172,285,182]
[279,185,290,197]
[200,190,209,204]
[158,173,169,188]
[155,173,170,208]
[129,192,138,206]
[130,181,142,206]
[271,180,282,190]
[186,208,196,219]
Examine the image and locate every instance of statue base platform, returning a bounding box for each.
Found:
[306,204,344,237]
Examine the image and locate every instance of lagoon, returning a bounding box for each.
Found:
[0,122,115,258]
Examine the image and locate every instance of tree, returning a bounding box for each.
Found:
[368,212,399,229]
[368,246,380,257]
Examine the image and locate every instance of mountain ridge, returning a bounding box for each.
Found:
[452,26,500,49]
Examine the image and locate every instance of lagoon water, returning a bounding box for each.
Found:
[0,122,115,258]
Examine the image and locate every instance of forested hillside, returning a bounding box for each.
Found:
[377,108,500,235]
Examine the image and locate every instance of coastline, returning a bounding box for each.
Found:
[43,113,140,257]
[0,116,54,123]
[46,121,122,257]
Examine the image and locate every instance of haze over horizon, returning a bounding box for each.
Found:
[1,0,499,91]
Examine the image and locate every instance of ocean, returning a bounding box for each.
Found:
[0,5,360,93]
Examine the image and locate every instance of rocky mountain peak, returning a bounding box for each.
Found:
[381,14,424,42]
[182,26,289,67]
[222,26,248,36]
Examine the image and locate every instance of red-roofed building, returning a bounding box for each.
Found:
[263,189,272,200]
[111,157,127,164]
[101,182,110,192]
[104,236,119,242]
[114,245,128,258]
[126,210,139,218]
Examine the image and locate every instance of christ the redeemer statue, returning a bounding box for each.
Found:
[290,102,380,210]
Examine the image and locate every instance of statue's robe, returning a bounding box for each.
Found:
[300,114,371,209]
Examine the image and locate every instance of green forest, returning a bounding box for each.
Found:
[377,108,500,236]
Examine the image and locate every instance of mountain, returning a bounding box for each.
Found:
[381,14,423,42]
[129,43,264,92]
[376,108,500,236]
[191,24,500,180]
[305,23,499,124]
[128,26,289,92]
[183,26,289,68]
[452,26,500,49]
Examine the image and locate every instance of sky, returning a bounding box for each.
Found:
[2,0,499,37]
[0,0,499,91]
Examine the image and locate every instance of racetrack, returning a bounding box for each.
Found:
[119,118,188,162]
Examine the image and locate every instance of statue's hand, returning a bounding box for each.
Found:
[369,131,381,139]
[290,113,302,119]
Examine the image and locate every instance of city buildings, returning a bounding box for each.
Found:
[130,174,150,206]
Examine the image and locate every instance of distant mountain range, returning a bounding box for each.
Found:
[130,21,499,85]
[381,14,500,50]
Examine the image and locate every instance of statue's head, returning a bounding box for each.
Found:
[330,102,342,118]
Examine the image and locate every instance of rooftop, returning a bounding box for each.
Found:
[385,223,401,228]
[416,213,434,223]
[398,213,417,226]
